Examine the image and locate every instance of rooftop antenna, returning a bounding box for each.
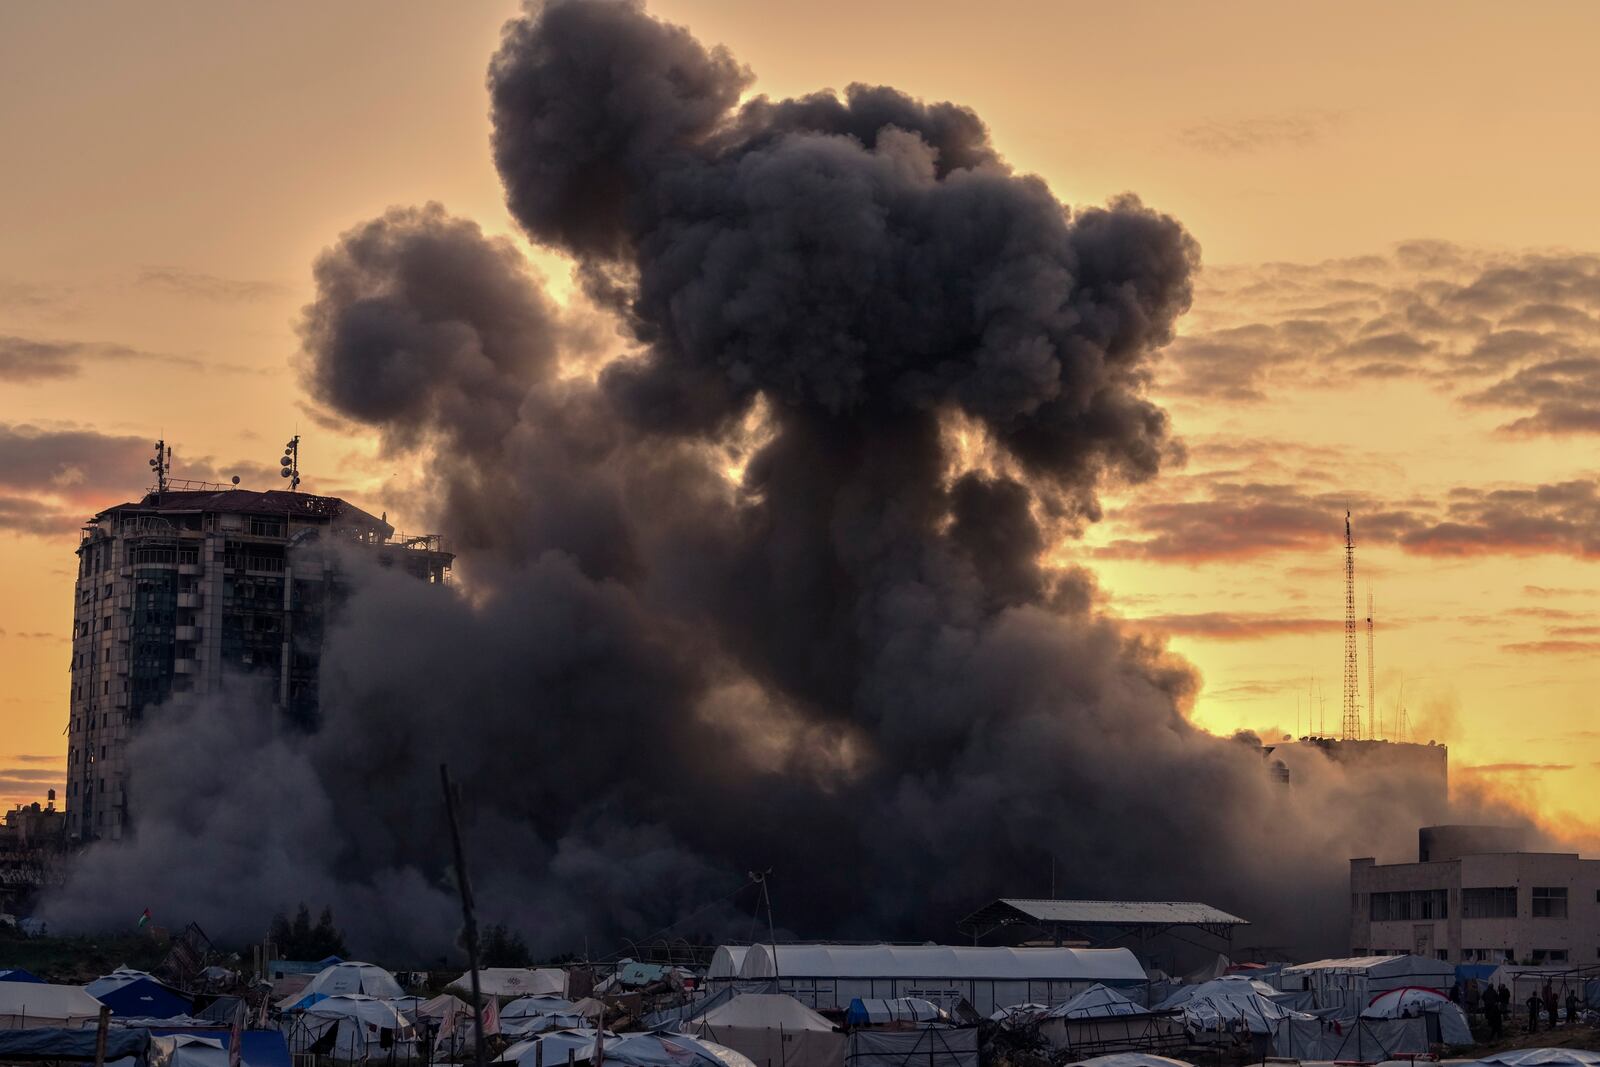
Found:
[1394,679,1408,742]
[149,439,170,496]
[1341,511,1362,740]
[279,435,301,492]
[1366,588,1377,741]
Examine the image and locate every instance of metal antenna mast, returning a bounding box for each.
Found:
[279,435,301,492]
[1341,511,1361,740]
[1365,589,1376,740]
[149,439,170,495]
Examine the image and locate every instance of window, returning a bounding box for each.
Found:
[1370,890,1448,921]
[1532,949,1569,963]
[1463,887,1518,919]
[1533,887,1568,918]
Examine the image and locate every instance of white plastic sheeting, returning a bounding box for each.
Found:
[500,1029,610,1067]
[451,969,567,999]
[1270,1016,1428,1060]
[845,999,948,1027]
[734,945,1143,1015]
[504,996,579,1019]
[1064,1056,1193,1067]
[284,994,416,1061]
[1361,986,1474,1045]
[1155,977,1310,1036]
[1470,1051,1600,1067]
[281,962,403,1008]
[846,1028,977,1067]
[687,994,844,1067]
[1047,985,1142,1020]
[1278,955,1455,1014]
[0,981,105,1029]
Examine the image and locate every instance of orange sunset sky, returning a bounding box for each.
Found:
[3,1,1599,823]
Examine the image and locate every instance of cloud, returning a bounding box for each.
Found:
[0,335,187,383]
[1130,612,1337,640]
[1462,762,1574,773]
[137,268,290,302]
[1177,111,1343,155]
[0,424,278,536]
[11,754,64,764]
[1400,481,1600,558]
[1502,640,1600,655]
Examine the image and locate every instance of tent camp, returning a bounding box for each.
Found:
[501,1030,756,1067]
[1362,986,1473,1045]
[0,970,43,984]
[86,969,194,1020]
[278,962,403,1009]
[0,981,106,1029]
[708,948,752,982]
[685,994,844,1067]
[283,994,416,1061]
[1277,955,1455,1014]
[500,1029,612,1067]
[150,1035,229,1067]
[734,945,1144,1015]
[0,1028,150,1062]
[450,969,567,999]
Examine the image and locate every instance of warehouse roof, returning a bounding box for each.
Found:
[986,900,1249,927]
[735,944,1145,982]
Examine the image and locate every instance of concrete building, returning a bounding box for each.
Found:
[66,483,451,841]
[1350,825,1600,965]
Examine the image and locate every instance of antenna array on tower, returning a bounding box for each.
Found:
[1341,512,1361,740]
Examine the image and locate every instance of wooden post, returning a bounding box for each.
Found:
[441,764,487,1067]
[92,1005,111,1067]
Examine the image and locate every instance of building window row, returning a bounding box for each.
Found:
[1462,886,1518,919]
[1370,889,1449,921]
[1532,886,1568,918]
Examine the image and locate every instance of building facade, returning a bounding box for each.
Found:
[66,486,451,841]
[1350,825,1600,965]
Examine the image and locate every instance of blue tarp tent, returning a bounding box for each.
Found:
[85,971,194,1019]
[150,1028,291,1067]
[0,1027,150,1061]
[0,971,44,985]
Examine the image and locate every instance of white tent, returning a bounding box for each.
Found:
[279,961,403,1009]
[501,1013,595,1038]
[1470,1052,1600,1067]
[150,1035,229,1067]
[500,1029,611,1067]
[1362,986,1474,1045]
[504,995,579,1019]
[686,994,844,1067]
[989,1003,1051,1026]
[1065,1056,1194,1067]
[608,1031,759,1067]
[1278,955,1454,1013]
[1156,977,1309,1036]
[0,981,105,1029]
[286,993,416,1061]
[417,993,470,1023]
[451,969,567,999]
[1047,985,1143,1020]
[709,947,752,981]
[845,999,948,1027]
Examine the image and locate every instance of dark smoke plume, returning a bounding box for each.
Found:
[47,0,1452,960]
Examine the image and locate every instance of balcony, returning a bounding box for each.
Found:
[174,660,196,675]
[179,563,201,576]
[176,592,200,609]
[175,625,198,641]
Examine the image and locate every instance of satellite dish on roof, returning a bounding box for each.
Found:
[280,468,292,478]
[231,475,241,485]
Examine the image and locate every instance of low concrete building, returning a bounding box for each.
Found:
[1350,825,1600,965]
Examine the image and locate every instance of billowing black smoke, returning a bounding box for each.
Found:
[47,0,1446,960]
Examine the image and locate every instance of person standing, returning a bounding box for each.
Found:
[1485,990,1503,1039]
[1566,988,1580,1028]
[1528,991,1542,1033]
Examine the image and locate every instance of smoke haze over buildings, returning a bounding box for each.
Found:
[44,0,1461,959]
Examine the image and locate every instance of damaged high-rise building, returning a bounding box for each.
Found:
[65,481,451,842]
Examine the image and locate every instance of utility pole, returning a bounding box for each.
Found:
[441,765,487,1067]
[1341,512,1361,740]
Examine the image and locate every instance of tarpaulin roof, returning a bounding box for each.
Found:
[845,999,948,1027]
[87,972,194,1020]
[1361,988,1473,1045]
[1064,1056,1194,1067]
[0,982,105,1029]
[148,1029,292,1067]
[989,901,1246,927]
[1282,955,1455,979]
[708,947,750,980]
[279,963,402,1009]
[1471,1051,1600,1067]
[1047,984,1144,1020]
[1156,977,1310,1035]
[0,1027,149,1061]
[450,969,566,999]
[0,971,43,985]
[739,945,1144,982]
[692,994,836,1033]
[503,995,578,1019]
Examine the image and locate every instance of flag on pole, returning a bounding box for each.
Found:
[480,997,500,1037]
[228,996,247,1067]
[137,908,152,929]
